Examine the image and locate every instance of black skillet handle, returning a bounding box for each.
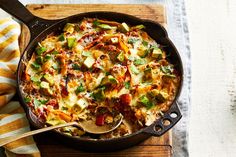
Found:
[0,0,59,41]
[142,102,182,136]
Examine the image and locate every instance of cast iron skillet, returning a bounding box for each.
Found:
[0,0,183,151]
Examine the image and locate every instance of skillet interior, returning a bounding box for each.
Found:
[17,12,183,151]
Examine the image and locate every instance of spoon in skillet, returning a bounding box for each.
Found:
[0,114,123,147]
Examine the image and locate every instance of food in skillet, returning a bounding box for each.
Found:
[20,18,180,139]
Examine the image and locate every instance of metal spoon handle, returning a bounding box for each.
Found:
[0,122,76,147]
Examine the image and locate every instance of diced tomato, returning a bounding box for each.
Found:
[96,114,105,126]
[120,94,132,106]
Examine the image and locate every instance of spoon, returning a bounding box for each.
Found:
[0,114,123,147]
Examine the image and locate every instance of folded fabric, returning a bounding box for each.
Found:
[0,18,41,157]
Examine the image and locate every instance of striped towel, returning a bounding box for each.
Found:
[0,18,41,157]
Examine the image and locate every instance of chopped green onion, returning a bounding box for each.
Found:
[72,63,80,70]
[142,40,149,47]
[62,106,68,111]
[35,56,43,65]
[108,75,118,84]
[160,65,174,74]
[40,99,48,104]
[44,54,52,62]
[31,61,41,70]
[36,46,47,55]
[52,51,59,55]
[105,72,111,76]
[24,97,31,103]
[92,88,105,101]
[124,81,130,89]
[93,20,100,26]
[58,34,65,41]
[75,84,85,94]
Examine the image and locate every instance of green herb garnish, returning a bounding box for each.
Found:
[40,99,48,104]
[24,97,31,103]
[31,61,41,70]
[52,51,59,55]
[44,54,52,62]
[36,46,47,55]
[72,63,80,70]
[75,84,85,94]
[35,56,43,65]
[160,65,174,74]
[142,40,149,47]
[58,34,65,41]
[124,81,131,89]
[93,19,100,26]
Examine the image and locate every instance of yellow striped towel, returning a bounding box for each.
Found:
[0,18,41,157]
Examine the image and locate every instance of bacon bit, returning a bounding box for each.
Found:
[120,94,132,106]
[96,114,106,126]
[61,86,69,97]
[46,99,59,109]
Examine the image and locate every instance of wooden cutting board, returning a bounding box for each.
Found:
[19,4,172,157]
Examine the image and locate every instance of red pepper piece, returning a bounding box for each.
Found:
[96,114,105,126]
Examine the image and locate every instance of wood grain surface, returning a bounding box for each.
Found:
[19,4,171,157]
